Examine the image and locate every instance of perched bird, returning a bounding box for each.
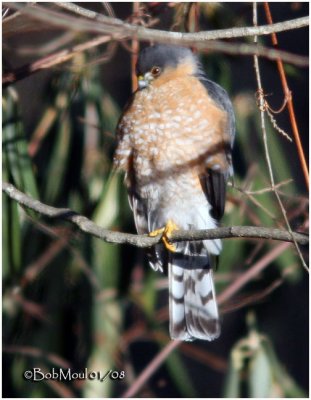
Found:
[114,44,235,341]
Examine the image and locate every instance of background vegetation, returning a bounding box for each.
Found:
[2,2,309,398]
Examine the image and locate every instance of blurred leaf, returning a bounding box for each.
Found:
[248,347,272,397]
[42,70,87,205]
[9,199,22,275]
[224,312,307,398]
[2,149,11,279]
[274,247,301,282]
[93,173,120,229]
[92,173,122,289]
[43,113,72,203]
[84,298,122,397]
[283,64,301,79]
[261,339,307,398]
[137,270,158,318]
[165,349,197,397]
[11,356,27,394]
[2,89,32,277]
[3,87,38,199]
[93,240,121,289]
[100,92,121,135]
[219,207,247,276]
[223,358,241,397]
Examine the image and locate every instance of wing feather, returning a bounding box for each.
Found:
[199,169,226,220]
[195,71,235,221]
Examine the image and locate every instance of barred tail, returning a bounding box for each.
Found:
[169,256,220,341]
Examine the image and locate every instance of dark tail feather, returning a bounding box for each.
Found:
[169,254,220,341]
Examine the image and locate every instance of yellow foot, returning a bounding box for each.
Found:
[149,219,179,252]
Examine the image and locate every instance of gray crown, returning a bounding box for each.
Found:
[136,44,195,75]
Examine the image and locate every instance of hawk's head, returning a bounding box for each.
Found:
[136,44,199,90]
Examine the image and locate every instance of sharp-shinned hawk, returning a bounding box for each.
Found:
[114,44,235,341]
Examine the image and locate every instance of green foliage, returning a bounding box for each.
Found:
[164,348,197,397]
[2,57,127,397]
[223,312,307,398]
[3,88,39,198]
[3,88,39,279]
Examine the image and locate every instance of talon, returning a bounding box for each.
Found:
[162,236,177,252]
[149,227,165,237]
[149,219,179,252]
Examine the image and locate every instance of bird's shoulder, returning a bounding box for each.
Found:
[195,73,235,145]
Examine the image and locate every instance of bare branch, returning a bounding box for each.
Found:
[3,182,308,246]
[53,3,310,40]
[3,35,112,88]
[3,345,71,369]
[5,2,308,40]
[2,3,308,79]
[5,34,308,88]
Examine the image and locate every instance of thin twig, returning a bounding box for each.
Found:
[180,343,227,372]
[12,32,76,56]
[263,2,309,190]
[21,238,68,286]
[10,291,50,323]
[266,108,292,143]
[252,4,308,272]
[2,182,308,246]
[3,34,112,88]
[218,242,290,304]
[230,178,293,195]
[241,190,277,220]
[221,277,283,314]
[3,345,71,369]
[122,339,180,398]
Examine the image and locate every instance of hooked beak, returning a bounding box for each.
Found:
[137,72,153,90]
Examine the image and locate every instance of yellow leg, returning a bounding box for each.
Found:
[149,219,179,252]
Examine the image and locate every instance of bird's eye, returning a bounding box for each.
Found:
[151,66,161,76]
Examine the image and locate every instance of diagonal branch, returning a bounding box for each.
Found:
[2,182,308,246]
[2,35,112,88]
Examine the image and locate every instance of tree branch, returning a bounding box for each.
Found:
[3,182,308,246]
[2,3,308,89]
[2,35,112,87]
[51,3,311,40]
